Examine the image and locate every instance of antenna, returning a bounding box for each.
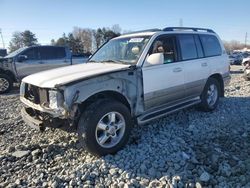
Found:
[245,32,248,48]
[0,28,5,49]
[179,19,183,27]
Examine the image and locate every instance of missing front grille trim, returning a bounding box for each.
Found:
[24,84,40,104]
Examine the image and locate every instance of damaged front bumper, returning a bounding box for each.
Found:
[21,107,43,130]
[21,107,67,131]
[20,96,65,118]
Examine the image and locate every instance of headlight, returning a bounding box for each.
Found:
[20,82,25,96]
[49,90,65,113]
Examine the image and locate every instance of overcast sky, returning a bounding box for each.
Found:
[0,0,249,48]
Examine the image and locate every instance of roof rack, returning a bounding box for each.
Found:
[163,27,215,33]
[124,28,161,35]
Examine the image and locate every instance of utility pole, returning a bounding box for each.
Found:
[245,32,248,48]
[0,28,5,49]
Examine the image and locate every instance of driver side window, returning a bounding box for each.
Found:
[150,36,177,64]
[21,48,38,60]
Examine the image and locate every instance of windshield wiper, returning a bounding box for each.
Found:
[101,59,128,64]
[88,60,97,63]
[101,59,117,63]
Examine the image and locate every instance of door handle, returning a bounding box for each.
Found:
[201,62,208,67]
[173,67,182,73]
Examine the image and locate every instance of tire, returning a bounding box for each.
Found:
[77,99,132,156]
[0,74,13,94]
[199,78,220,112]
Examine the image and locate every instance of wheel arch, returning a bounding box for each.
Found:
[0,68,17,82]
[78,90,132,114]
[209,73,224,97]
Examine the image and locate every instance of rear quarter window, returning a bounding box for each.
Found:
[200,35,222,57]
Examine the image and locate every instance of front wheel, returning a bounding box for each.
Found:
[199,78,220,112]
[0,74,13,94]
[77,99,132,156]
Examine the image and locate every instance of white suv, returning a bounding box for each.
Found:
[20,27,230,156]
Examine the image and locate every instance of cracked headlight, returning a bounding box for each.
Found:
[49,90,65,113]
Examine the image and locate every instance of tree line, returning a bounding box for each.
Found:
[8,26,250,54]
[8,24,122,54]
[223,40,250,53]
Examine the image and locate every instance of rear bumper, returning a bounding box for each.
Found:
[21,107,43,130]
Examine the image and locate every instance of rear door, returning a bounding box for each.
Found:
[178,34,210,98]
[39,46,71,69]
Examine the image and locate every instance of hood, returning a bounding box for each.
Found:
[22,63,130,88]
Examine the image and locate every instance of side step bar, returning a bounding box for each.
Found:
[137,99,201,125]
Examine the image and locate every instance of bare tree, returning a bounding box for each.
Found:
[73,27,93,53]
[111,24,122,34]
[223,40,250,52]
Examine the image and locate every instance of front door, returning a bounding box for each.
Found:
[15,47,46,79]
[142,35,185,110]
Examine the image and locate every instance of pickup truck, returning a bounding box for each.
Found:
[20,27,230,156]
[0,45,88,93]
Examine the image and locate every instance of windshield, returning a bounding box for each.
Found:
[89,36,151,64]
[5,47,28,58]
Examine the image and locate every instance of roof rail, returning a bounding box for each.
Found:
[163,27,215,33]
[123,28,161,35]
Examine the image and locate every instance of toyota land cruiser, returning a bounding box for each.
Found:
[20,27,230,156]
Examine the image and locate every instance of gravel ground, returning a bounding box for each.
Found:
[0,65,250,188]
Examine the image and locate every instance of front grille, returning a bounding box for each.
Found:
[24,84,49,106]
[24,84,40,104]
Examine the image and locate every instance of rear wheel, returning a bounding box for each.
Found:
[199,78,220,111]
[0,74,13,94]
[77,99,132,156]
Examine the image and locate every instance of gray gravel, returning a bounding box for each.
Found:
[0,65,250,187]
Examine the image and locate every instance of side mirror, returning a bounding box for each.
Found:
[144,53,164,66]
[17,55,28,62]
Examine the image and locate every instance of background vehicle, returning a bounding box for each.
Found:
[0,48,7,58]
[242,56,250,66]
[243,61,250,80]
[0,45,88,93]
[229,54,243,65]
[20,27,230,156]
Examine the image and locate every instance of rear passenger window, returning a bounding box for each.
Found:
[200,35,222,57]
[194,35,204,58]
[179,35,197,60]
[39,47,66,60]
